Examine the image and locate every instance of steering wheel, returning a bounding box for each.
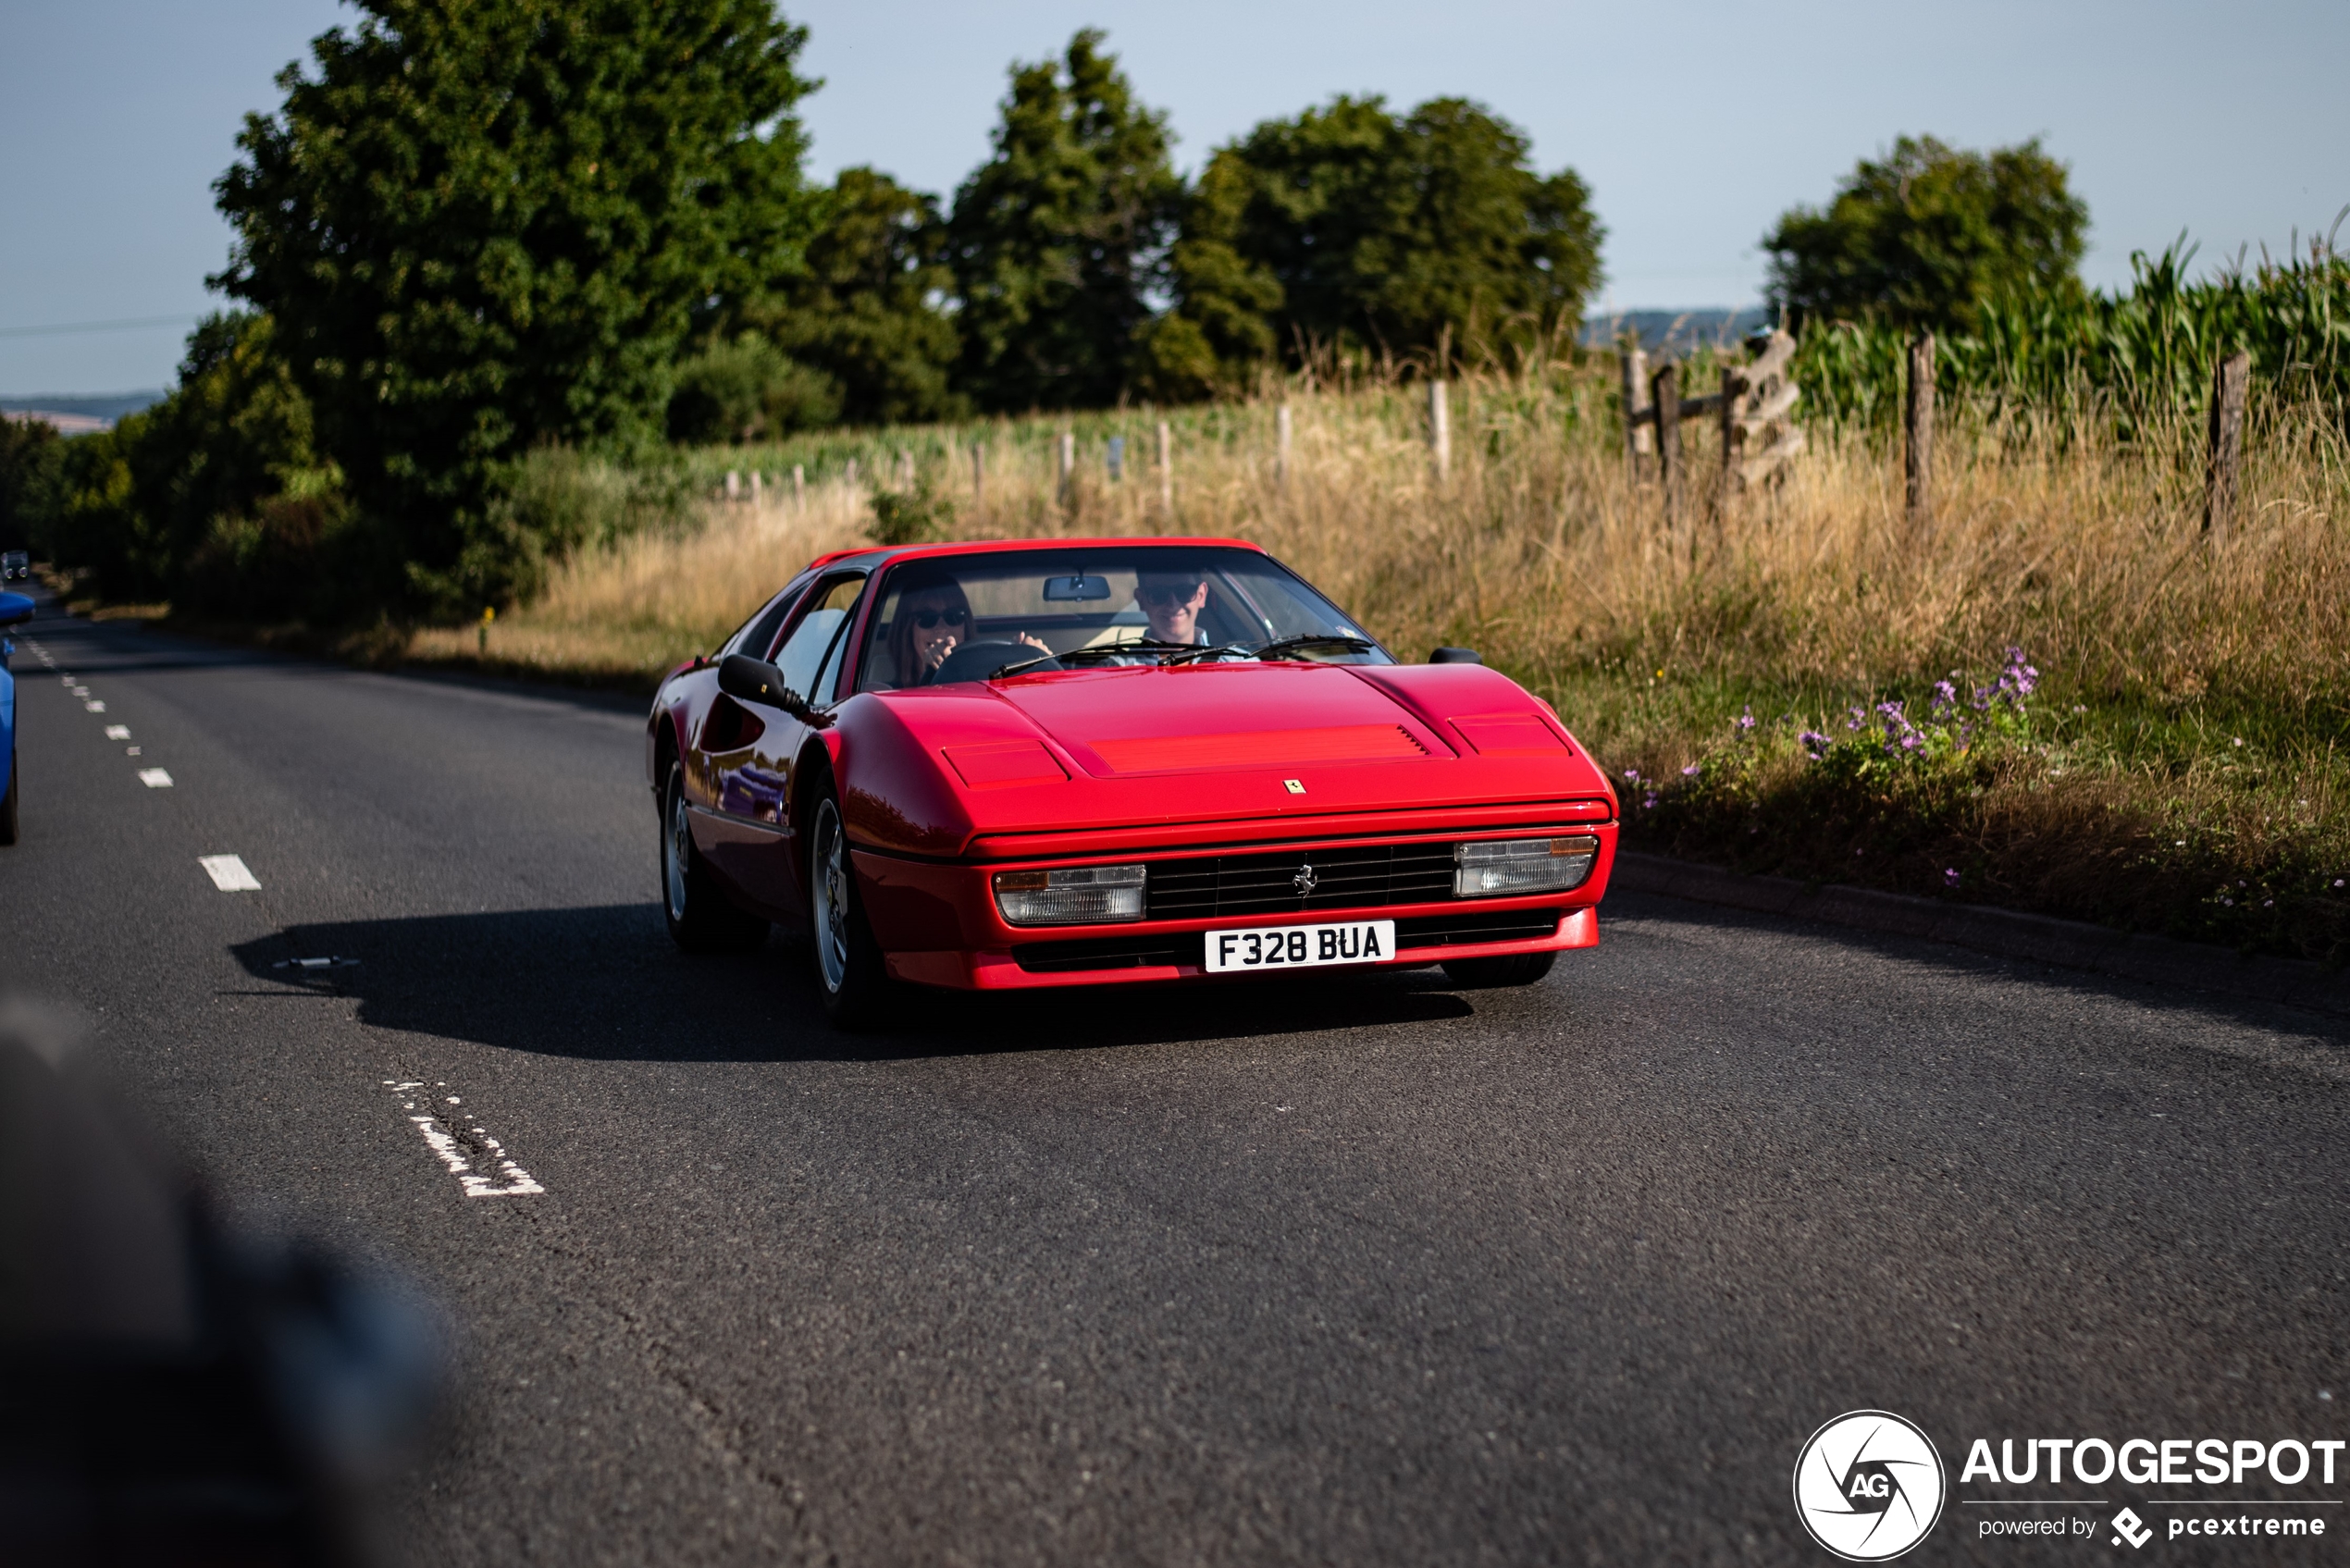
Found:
[926,639,1057,685]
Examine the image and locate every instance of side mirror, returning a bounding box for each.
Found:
[1429,647,1482,665]
[717,652,807,714]
[0,593,32,626]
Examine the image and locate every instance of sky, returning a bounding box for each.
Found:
[3,0,2344,396]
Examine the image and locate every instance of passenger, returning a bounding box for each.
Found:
[884,568,1045,685]
[1135,568,1211,646]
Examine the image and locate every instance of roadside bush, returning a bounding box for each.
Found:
[667,337,842,445]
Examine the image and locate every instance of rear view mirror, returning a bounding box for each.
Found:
[718,653,807,714]
[1043,574,1112,601]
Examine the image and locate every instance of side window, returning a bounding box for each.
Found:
[727,581,805,660]
[773,575,866,701]
[807,580,871,707]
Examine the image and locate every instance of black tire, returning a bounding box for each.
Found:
[1441,950,1556,989]
[807,786,896,1031]
[660,759,767,953]
[0,747,17,846]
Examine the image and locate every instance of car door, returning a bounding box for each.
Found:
[699,572,867,914]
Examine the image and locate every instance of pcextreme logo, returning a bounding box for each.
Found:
[1794,1411,1948,1561]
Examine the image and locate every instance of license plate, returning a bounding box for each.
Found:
[1204,919,1397,973]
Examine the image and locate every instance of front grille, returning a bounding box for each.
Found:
[1013,932,1206,973]
[1395,910,1562,948]
[1144,840,1458,920]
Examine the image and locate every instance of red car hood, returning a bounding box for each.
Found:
[835,661,1614,856]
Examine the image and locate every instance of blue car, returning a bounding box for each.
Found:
[0,589,31,844]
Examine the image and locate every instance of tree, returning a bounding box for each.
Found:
[214,0,821,614]
[1762,135,2089,333]
[749,167,965,426]
[0,417,65,555]
[1142,95,1603,396]
[946,30,1181,411]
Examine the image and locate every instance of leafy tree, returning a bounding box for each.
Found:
[0,416,65,554]
[753,167,966,426]
[213,0,821,614]
[946,30,1181,411]
[667,334,842,443]
[1142,95,1603,396]
[1762,135,2089,333]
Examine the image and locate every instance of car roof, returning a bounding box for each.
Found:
[798,536,1268,575]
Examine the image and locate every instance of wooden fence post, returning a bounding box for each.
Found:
[1651,361,1681,524]
[1621,345,1651,473]
[792,463,805,511]
[1057,432,1074,506]
[844,457,859,489]
[1276,404,1292,488]
[2204,350,2250,540]
[1904,333,1935,534]
[1717,364,1745,514]
[724,469,741,502]
[971,440,984,505]
[749,470,763,507]
[1428,380,1451,484]
[896,450,913,488]
[1156,420,1173,512]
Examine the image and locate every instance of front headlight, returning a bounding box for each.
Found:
[993,863,1147,925]
[1453,835,1599,897]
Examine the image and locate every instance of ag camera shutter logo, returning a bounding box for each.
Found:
[1793,1410,1947,1561]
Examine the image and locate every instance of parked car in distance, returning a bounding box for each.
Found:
[0,589,31,844]
[646,537,1619,1028]
[1,552,29,584]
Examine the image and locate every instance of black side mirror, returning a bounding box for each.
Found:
[718,653,807,714]
[1429,647,1482,665]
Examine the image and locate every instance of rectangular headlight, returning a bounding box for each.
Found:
[993,863,1147,925]
[1453,836,1599,897]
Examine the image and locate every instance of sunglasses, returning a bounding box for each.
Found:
[1137,582,1206,606]
[909,606,971,629]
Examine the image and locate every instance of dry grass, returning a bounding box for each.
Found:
[405,364,2349,955]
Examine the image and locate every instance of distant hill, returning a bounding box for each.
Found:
[1578,309,1774,354]
[0,389,167,431]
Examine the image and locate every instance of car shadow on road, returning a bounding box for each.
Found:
[226,904,1481,1065]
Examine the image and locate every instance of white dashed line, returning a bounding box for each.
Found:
[199,855,261,891]
[104,724,130,740]
[383,1080,544,1198]
[84,700,105,712]
[137,768,174,788]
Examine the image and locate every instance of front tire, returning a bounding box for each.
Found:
[808,788,895,1031]
[1441,950,1556,989]
[661,759,766,953]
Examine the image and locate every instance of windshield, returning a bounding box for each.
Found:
[856,547,1391,692]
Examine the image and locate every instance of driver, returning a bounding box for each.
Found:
[885,567,1045,686]
[1098,567,1215,663]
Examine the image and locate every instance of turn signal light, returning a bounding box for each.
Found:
[1453,835,1599,897]
[993,864,1147,925]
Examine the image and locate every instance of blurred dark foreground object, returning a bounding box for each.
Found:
[0,1000,441,1567]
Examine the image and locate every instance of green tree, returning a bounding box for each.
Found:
[1143,95,1603,396]
[0,417,65,555]
[667,335,842,444]
[761,167,966,426]
[946,30,1181,411]
[213,0,820,614]
[1762,135,2089,333]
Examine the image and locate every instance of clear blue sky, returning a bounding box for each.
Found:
[4,0,2344,395]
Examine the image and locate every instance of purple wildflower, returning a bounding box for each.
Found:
[1641,792,1659,810]
[1681,762,1701,778]
[1799,729,1831,759]
[1622,769,1640,783]
[1945,868,1961,888]
[1847,706,1866,732]
[1737,705,1756,732]
[1929,680,1958,715]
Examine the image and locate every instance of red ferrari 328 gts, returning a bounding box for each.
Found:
[646,537,1619,1027]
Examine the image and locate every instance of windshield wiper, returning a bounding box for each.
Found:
[988,639,1198,679]
[1251,634,1381,661]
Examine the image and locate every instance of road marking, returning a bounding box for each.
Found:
[84,700,105,712]
[105,724,129,739]
[138,768,174,788]
[384,1080,544,1198]
[199,854,261,891]
[126,747,141,756]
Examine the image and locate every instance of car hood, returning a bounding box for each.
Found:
[835,661,1614,857]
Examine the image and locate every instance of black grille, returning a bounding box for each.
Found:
[1144,840,1458,920]
[1395,909,1562,949]
[1013,932,1206,973]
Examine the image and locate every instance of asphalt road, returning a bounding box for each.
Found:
[5,602,2345,1566]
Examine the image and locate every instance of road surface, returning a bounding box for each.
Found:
[5,604,2344,1564]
